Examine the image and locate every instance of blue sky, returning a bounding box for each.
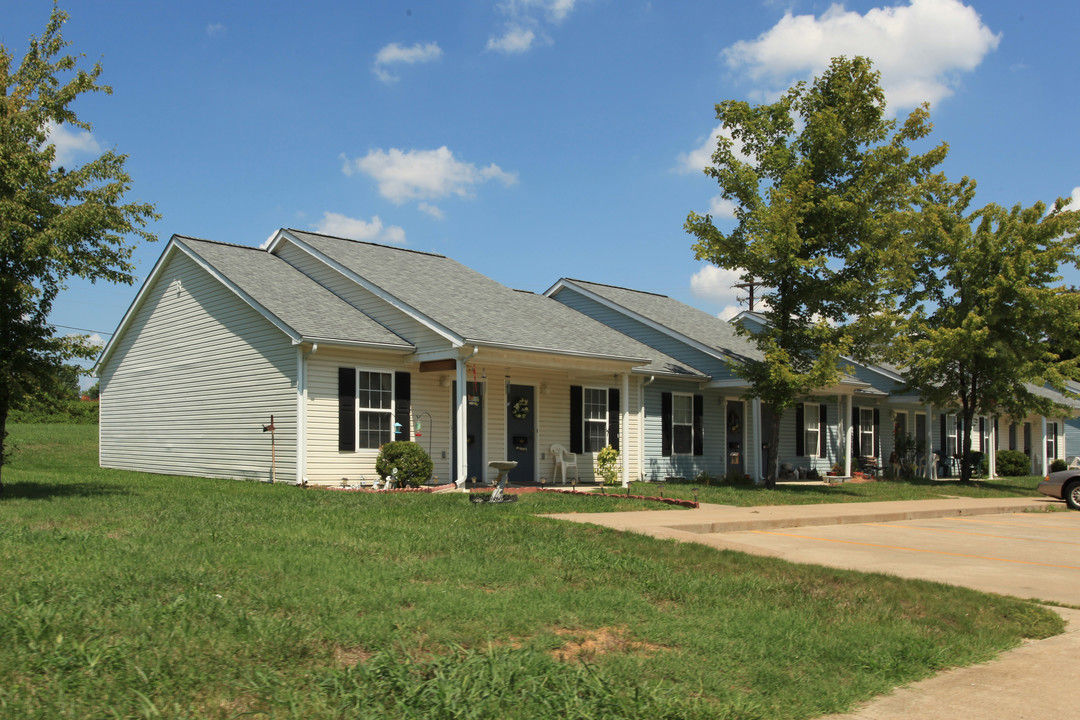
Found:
[4,0,1079,366]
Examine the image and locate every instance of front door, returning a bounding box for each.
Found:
[726,400,744,477]
[506,384,536,483]
[451,382,484,484]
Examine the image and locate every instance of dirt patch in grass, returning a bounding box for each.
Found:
[331,644,375,667]
[548,626,669,663]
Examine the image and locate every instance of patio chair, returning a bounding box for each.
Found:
[1068,456,1080,470]
[550,444,578,484]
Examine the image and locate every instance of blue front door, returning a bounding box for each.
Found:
[506,384,535,483]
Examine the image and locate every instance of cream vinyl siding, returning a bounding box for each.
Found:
[304,348,435,484]
[98,252,297,481]
[302,352,642,485]
[274,242,447,354]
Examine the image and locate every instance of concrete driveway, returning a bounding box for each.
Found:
[548,497,1080,720]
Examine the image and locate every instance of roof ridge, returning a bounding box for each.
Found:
[567,277,669,298]
[174,235,263,252]
[286,228,447,259]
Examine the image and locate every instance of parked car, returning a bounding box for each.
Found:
[1037,471,1080,510]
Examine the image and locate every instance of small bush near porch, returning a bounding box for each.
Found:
[0,424,1062,719]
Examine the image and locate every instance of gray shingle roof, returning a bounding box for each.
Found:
[557,279,763,363]
[282,230,706,377]
[177,236,413,349]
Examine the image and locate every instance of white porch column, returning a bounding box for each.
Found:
[751,397,762,483]
[924,404,934,479]
[621,372,630,488]
[454,358,468,487]
[844,395,853,477]
[987,417,997,478]
[1040,416,1049,476]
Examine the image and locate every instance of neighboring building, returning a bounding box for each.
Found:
[546,281,877,482]
[95,230,701,487]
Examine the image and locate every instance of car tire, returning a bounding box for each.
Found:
[1066,480,1080,511]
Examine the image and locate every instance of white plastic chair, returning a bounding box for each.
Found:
[1068,456,1080,470]
[550,444,578,484]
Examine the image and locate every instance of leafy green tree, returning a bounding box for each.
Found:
[0,5,158,494]
[895,174,1080,482]
[685,56,945,486]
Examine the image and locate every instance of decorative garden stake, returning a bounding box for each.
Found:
[262,415,276,483]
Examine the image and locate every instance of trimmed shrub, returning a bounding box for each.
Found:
[1050,458,1068,472]
[995,449,1030,477]
[375,442,433,488]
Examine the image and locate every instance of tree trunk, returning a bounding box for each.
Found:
[0,399,7,496]
[960,407,976,483]
[764,412,783,490]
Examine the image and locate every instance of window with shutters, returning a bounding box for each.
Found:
[357,370,394,449]
[584,387,608,452]
[804,402,820,458]
[945,415,958,458]
[672,393,693,455]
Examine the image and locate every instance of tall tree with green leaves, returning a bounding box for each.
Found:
[896,174,1080,482]
[685,56,946,486]
[0,4,158,494]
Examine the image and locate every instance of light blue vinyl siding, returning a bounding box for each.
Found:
[552,289,741,382]
[641,381,727,481]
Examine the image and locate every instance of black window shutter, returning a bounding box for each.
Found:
[661,392,672,457]
[873,408,881,458]
[940,414,947,455]
[338,367,355,452]
[570,385,583,453]
[394,371,411,441]
[979,417,986,450]
[693,394,704,456]
[795,403,805,456]
[819,404,828,457]
[852,406,860,445]
[608,388,620,451]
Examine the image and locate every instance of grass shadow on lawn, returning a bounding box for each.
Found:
[3,480,133,501]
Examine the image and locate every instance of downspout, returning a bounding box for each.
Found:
[296,343,317,485]
[454,346,479,488]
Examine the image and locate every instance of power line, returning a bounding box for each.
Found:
[51,324,114,337]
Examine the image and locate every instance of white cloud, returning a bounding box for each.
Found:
[342,146,518,208]
[690,265,753,320]
[206,23,226,37]
[313,212,407,244]
[372,41,442,83]
[418,202,445,220]
[486,0,582,54]
[486,27,537,54]
[45,121,100,167]
[723,0,1001,109]
[676,124,754,175]
[709,196,738,219]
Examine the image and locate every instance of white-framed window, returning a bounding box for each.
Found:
[804,402,821,458]
[672,393,694,455]
[357,369,394,449]
[945,415,958,458]
[584,387,608,452]
[1047,422,1059,460]
[859,408,875,457]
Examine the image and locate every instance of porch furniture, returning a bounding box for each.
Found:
[550,444,578,484]
[1068,456,1080,470]
[858,456,880,477]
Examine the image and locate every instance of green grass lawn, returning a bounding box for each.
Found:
[0,424,1063,719]
[626,474,1045,507]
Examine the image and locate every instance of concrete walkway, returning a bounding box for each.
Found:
[546,496,1079,720]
